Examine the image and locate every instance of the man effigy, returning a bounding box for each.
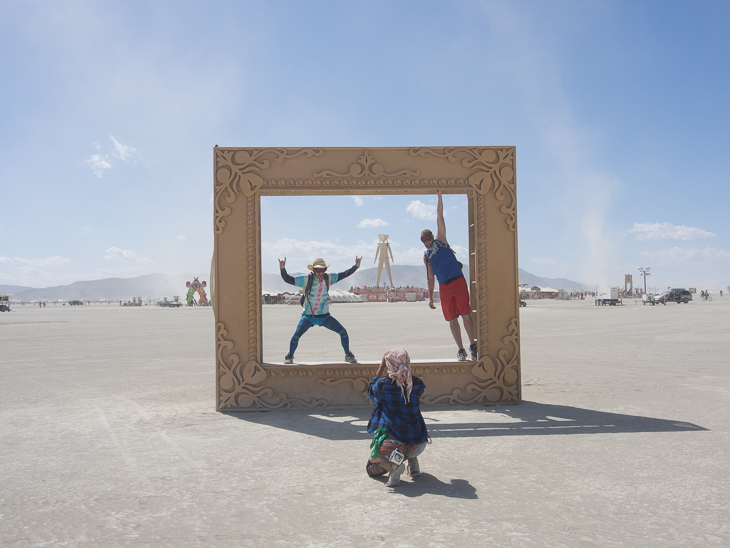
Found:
[366,349,429,487]
[373,233,395,287]
[421,190,477,362]
[279,256,361,364]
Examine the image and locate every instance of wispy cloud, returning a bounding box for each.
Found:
[176,235,186,241]
[357,218,389,228]
[110,135,138,162]
[352,196,364,207]
[0,256,13,264]
[628,222,716,241]
[83,153,112,178]
[262,238,376,271]
[14,256,71,267]
[406,200,436,221]
[640,247,730,265]
[83,136,139,178]
[104,247,154,264]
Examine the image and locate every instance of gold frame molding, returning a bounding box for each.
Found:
[213,147,521,410]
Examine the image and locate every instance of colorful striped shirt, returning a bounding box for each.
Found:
[280,264,359,316]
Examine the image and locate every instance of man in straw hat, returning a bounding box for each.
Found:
[366,348,429,487]
[421,190,477,362]
[279,256,361,364]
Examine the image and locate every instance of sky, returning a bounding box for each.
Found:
[1,0,728,292]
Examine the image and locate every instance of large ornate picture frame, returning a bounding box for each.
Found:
[213,147,521,410]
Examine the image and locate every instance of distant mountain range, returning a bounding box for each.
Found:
[0,284,34,295]
[266,266,585,292]
[4,273,210,301]
[1,266,585,301]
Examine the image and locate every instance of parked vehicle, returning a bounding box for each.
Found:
[596,287,620,306]
[157,297,183,307]
[0,295,10,312]
[69,300,84,306]
[648,288,693,305]
[519,299,527,307]
[666,288,693,304]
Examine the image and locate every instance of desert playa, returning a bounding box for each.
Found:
[1,297,728,546]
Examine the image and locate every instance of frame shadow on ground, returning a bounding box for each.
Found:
[224,400,706,442]
[224,402,705,499]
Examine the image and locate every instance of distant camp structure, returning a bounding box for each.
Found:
[0,295,10,312]
[186,277,210,306]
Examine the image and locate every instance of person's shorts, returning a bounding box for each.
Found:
[439,276,472,321]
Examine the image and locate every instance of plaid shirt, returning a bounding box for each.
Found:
[367,376,428,445]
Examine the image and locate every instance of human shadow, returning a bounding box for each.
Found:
[369,473,477,499]
[225,400,706,441]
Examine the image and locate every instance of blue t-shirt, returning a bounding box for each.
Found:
[424,239,463,285]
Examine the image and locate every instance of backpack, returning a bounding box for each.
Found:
[300,273,330,307]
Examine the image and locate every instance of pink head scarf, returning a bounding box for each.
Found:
[383,348,413,403]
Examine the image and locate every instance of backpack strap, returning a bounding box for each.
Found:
[300,273,314,307]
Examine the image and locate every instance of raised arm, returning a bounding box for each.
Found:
[435,190,447,245]
[336,256,362,282]
[279,257,296,285]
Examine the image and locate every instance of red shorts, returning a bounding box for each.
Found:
[439,276,471,321]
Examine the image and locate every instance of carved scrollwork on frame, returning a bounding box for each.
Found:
[422,317,521,405]
[261,178,464,191]
[475,192,489,356]
[313,149,419,179]
[214,148,323,234]
[317,377,372,394]
[409,147,517,230]
[217,323,328,409]
[217,322,269,409]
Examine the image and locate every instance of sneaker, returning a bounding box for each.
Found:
[470,343,478,361]
[457,349,467,361]
[407,457,420,477]
[344,352,357,364]
[284,353,294,365]
[385,462,405,487]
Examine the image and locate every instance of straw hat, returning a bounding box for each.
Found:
[307,258,330,271]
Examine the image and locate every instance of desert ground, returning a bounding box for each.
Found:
[1,296,728,546]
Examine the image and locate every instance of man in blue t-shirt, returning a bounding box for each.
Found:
[422,190,477,362]
[279,256,361,364]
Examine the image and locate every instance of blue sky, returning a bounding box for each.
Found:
[1,0,728,292]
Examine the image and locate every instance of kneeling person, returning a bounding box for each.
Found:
[279,256,361,364]
[366,349,429,487]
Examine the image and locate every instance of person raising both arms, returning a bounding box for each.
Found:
[421,190,477,362]
[279,256,361,364]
